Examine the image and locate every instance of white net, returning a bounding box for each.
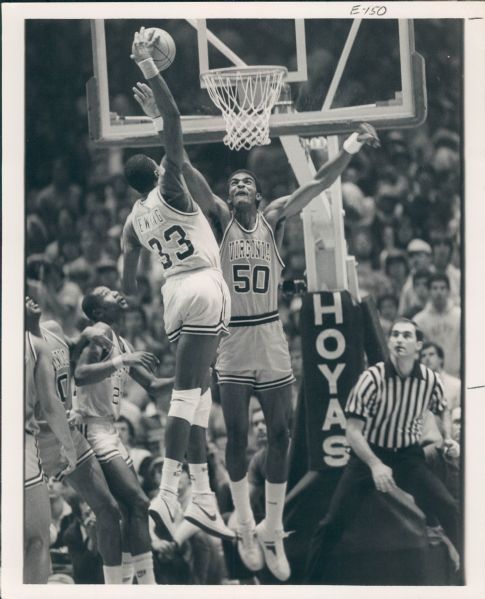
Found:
[201,66,287,151]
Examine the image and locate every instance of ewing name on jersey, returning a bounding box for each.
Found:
[130,187,221,277]
[220,212,284,325]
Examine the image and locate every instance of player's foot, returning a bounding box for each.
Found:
[236,520,264,571]
[148,490,179,541]
[255,520,291,581]
[184,492,235,541]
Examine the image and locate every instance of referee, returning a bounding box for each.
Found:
[305,318,460,581]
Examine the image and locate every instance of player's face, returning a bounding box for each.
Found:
[25,296,42,323]
[420,346,441,371]
[430,281,449,309]
[251,409,267,445]
[389,322,421,359]
[93,286,128,318]
[228,173,259,208]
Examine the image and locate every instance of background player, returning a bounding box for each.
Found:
[26,296,130,584]
[121,28,233,541]
[24,302,76,583]
[74,285,173,584]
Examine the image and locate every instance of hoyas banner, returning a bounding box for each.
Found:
[300,291,365,470]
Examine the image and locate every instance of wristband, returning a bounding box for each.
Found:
[112,355,125,369]
[153,116,164,132]
[137,58,159,80]
[343,132,364,155]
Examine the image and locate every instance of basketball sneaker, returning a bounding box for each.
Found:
[148,490,179,542]
[184,492,235,541]
[255,520,291,581]
[236,520,264,571]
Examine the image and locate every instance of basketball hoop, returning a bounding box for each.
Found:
[201,65,287,151]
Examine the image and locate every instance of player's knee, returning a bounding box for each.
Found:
[192,387,212,428]
[168,388,201,425]
[225,419,249,448]
[131,490,150,517]
[268,423,290,453]
[96,496,122,526]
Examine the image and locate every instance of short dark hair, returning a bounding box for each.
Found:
[429,272,450,289]
[124,154,157,194]
[228,169,262,194]
[421,341,445,362]
[81,290,102,321]
[412,268,432,287]
[116,415,135,441]
[390,317,423,341]
[377,293,399,311]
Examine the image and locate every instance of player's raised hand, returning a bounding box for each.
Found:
[131,26,157,63]
[133,82,160,118]
[356,123,380,148]
[123,350,160,372]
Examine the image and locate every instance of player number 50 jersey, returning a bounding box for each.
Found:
[220,212,284,324]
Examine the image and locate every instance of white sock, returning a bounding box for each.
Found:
[188,462,211,494]
[265,481,287,531]
[121,552,134,584]
[132,551,156,585]
[103,564,123,584]
[229,476,254,526]
[160,457,183,496]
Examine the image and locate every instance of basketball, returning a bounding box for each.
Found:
[146,27,176,72]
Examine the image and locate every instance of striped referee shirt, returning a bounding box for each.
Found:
[345,359,445,449]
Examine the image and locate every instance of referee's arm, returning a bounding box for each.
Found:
[345,369,397,493]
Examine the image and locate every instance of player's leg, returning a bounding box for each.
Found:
[24,481,51,583]
[65,456,123,568]
[254,382,293,580]
[101,456,156,584]
[24,433,51,583]
[183,372,234,540]
[219,380,264,570]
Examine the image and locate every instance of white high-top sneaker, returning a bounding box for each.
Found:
[184,492,235,541]
[255,520,291,581]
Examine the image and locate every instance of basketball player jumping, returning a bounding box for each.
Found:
[121,27,234,542]
[131,72,379,578]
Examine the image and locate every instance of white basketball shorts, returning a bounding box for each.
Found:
[162,267,231,343]
[80,418,133,467]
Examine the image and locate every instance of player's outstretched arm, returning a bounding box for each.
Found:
[121,213,142,296]
[182,158,231,226]
[129,365,174,397]
[33,336,76,473]
[264,123,380,224]
[131,28,183,168]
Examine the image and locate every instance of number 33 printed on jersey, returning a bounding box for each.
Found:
[148,224,194,270]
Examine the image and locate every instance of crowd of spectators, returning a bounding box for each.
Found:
[26,19,462,584]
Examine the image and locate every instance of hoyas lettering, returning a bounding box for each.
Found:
[229,239,271,262]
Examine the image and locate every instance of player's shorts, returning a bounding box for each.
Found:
[37,424,95,481]
[25,431,44,489]
[162,267,231,343]
[216,317,295,391]
[80,417,133,467]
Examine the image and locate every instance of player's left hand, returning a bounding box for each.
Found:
[356,123,380,148]
[133,82,160,119]
[131,26,157,63]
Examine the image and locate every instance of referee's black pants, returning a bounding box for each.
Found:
[304,444,459,582]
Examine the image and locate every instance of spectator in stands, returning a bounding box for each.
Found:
[121,305,165,358]
[247,404,269,524]
[420,342,461,414]
[403,268,432,319]
[62,498,104,584]
[138,455,164,500]
[414,274,461,376]
[377,293,399,337]
[430,232,460,306]
[351,228,393,302]
[115,415,151,475]
[95,259,121,290]
[383,250,409,299]
[64,229,110,286]
[398,239,433,315]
